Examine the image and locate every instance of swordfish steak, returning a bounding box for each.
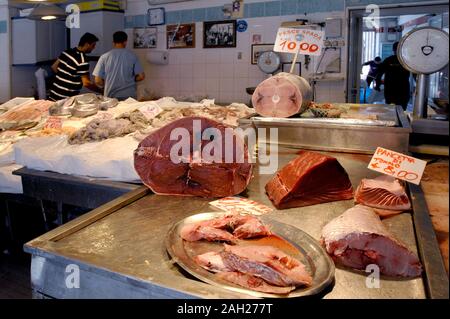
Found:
[265,151,354,209]
[355,175,411,216]
[134,116,253,198]
[321,205,422,277]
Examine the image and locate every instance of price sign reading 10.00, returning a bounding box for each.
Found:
[274,27,325,56]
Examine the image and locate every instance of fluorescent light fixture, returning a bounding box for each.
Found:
[27,4,66,21]
[41,15,57,20]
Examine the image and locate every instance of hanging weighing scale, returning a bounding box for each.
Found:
[257,51,282,75]
[397,26,449,119]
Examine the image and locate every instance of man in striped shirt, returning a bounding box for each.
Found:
[48,33,102,101]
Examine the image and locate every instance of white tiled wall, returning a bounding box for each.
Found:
[127,11,346,104]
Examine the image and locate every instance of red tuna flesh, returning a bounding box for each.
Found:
[265,151,354,209]
[134,116,253,198]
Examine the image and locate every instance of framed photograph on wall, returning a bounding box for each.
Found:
[282,62,301,76]
[251,44,274,64]
[203,20,237,48]
[133,28,157,49]
[167,23,196,49]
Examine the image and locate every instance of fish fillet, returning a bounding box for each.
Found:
[216,272,296,294]
[321,205,422,277]
[179,214,271,243]
[221,244,312,287]
[180,224,237,243]
[195,252,232,272]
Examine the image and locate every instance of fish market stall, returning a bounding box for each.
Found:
[0,96,253,196]
[23,148,448,299]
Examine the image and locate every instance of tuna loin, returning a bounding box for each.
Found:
[265,151,354,209]
[321,205,422,277]
[355,175,411,216]
[134,117,253,198]
[252,72,312,118]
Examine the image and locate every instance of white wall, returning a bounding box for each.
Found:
[125,1,346,104]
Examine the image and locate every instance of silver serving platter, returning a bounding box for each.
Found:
[165,212,335,298]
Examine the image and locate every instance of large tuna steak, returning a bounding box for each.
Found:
[265,151,354,209]
[321,205,422,277]
[134,117,253,198]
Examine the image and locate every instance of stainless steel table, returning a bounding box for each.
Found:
[23,149,448,299]
[13,167,141,226]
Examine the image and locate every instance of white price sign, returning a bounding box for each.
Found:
[274,27,325,56]
[368,147,427,185]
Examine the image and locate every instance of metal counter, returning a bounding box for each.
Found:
[239,104,411,154]
[23,149,448,299]
[13,168,140,210]
[13,167,141,227]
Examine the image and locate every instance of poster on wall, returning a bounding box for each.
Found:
[203,20,237,48]
[167,23,196,49]
[133,28,157,49]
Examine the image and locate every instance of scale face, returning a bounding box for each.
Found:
[398,27,449,74]
[257,51,281,74]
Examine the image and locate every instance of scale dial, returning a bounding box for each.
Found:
[257,51,281,74]
[398,27,449,74]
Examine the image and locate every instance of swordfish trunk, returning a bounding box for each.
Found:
[252,72,312,118]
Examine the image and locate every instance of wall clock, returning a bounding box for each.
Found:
[148,7,165,26]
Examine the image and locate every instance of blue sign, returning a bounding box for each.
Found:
[237,20,248,32]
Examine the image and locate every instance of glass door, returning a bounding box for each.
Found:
[347,3,449,107]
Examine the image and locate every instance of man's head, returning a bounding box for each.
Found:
[78,32,99,53]
[393,42,399,55]
[113,31,128,48]
[374,56,381,63]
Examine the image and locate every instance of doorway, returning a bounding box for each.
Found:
[347,2,449,108]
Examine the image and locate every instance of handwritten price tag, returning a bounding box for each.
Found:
[368,147,427,185]
[274,27,324,56]
[139,103,163,120]
[209,197,273,216]
[44,116,63,129]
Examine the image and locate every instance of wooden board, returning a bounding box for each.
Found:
[421,161,449,274]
